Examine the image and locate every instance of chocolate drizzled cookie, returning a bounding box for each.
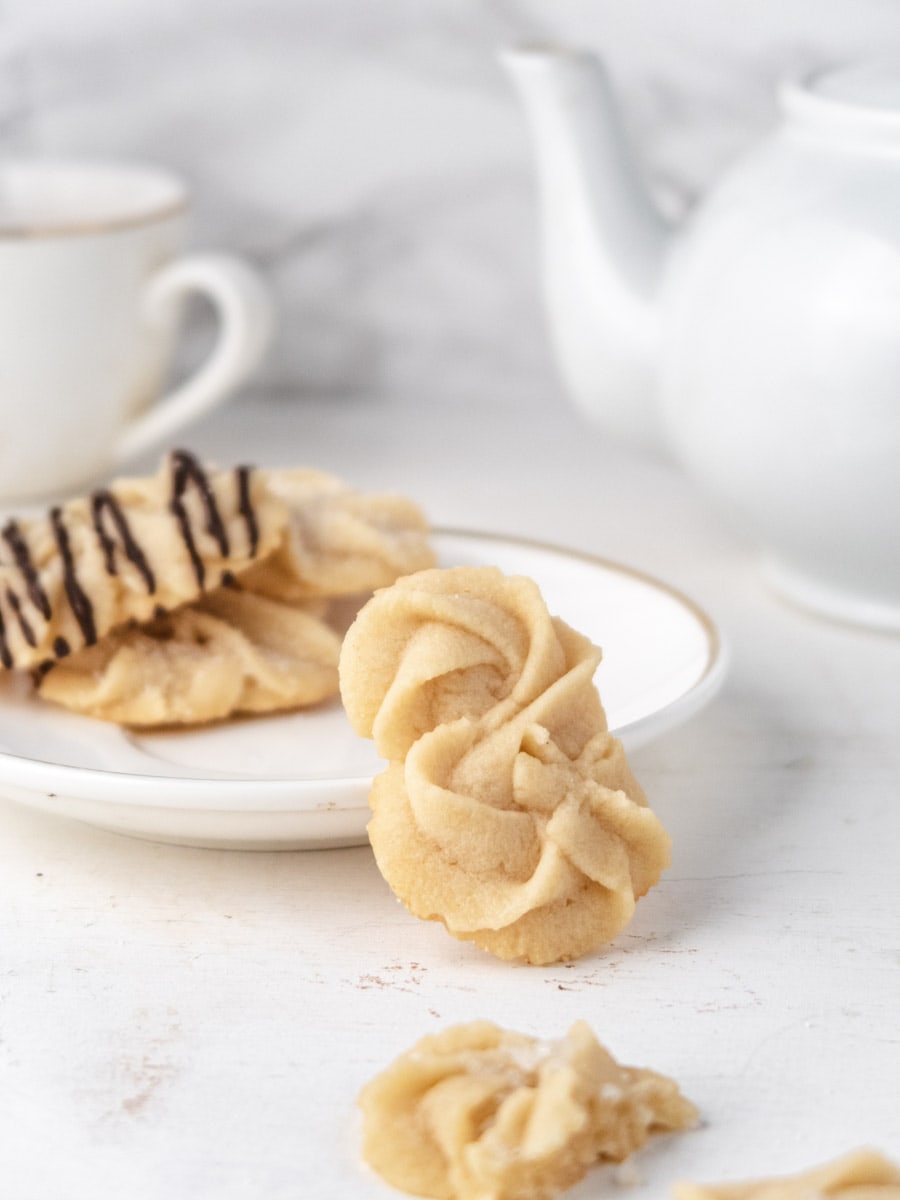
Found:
[0,450,288,673]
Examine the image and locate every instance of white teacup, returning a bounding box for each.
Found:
[0,159,273,501]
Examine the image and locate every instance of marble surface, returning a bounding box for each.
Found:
[0,393,899,1197]
[5,1,900,411]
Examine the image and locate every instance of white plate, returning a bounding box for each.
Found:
[0,530,727,850]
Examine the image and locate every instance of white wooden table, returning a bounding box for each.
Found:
[2,394,898,1198]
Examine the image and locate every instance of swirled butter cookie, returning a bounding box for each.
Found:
[339,565,670,964]
[359,1020,697,1200]
[36,589,343,727]
[0,449,286,673]
[238,468,435,600]
[674,1150,900,1200]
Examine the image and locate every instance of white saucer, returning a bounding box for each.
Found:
[0,530,727,850]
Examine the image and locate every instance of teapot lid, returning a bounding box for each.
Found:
[782,62,900,138]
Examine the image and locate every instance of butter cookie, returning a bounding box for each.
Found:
[674,1150,900,1200]
[0,450,285,673]
[37,588,342,727]
[339,565,670,964]
[359,1020,697,1200]
[239,468,435,600]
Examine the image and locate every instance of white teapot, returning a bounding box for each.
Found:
[503,47,900,630]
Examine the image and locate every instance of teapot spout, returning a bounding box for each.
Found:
[501,44,670,448]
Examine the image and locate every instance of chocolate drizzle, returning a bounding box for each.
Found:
[169,450,230,588]
[50,507,97,647]
[6,588,36,646]
[0,608,12,669]
[90,489,156,593]
[2,520,51,619]
[0,450,264,670]
[236,465,259,558]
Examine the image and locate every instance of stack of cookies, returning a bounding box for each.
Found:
[0,449,434,726]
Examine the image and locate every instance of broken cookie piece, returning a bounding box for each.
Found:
[339,565,670,964]
[359,1020,697,1200]
[674,1149,900,1200]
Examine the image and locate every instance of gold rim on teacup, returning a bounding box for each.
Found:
[0,160,190,240]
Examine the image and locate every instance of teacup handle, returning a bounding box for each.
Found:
[113,253,273,464]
